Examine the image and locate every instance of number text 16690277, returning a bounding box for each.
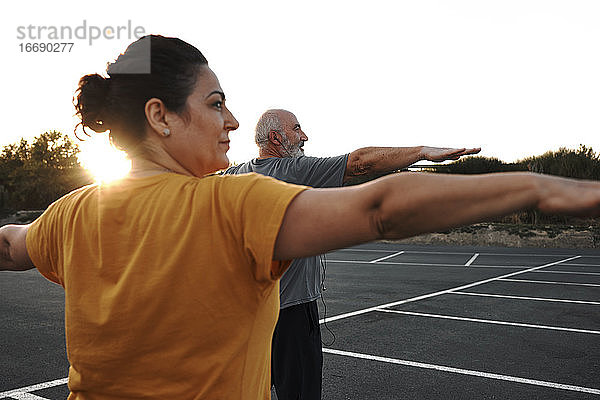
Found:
[19,42,74,53]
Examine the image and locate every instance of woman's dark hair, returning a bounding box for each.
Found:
[74,35,208,151]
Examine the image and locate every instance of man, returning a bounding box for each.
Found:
[224,109,480,400]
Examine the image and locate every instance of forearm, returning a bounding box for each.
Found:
[0,225,33,271]
[277,172,538,259]
[372,172,540,239]
[345,146,423,180]
[275,170,600,260]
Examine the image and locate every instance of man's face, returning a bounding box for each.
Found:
[277,111,308,157]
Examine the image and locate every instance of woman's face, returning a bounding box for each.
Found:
[165,66,239,176]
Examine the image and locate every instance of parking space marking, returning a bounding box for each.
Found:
[561,263,600,267]
[337,248,398,253]
[7,393,51,400]
[0,378,67,400]
[338,248,597,257]
[534,270,600,276]
[465,253,479,266]
[322,348,600,395]
[331,259,600,273]
[369,251,405,263]
[377,309,600,335]
[320,256,580,324]
[452,291,600,305]
[499,278,600,288]
[327,259,527,269]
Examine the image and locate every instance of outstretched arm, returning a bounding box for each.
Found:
[343,146,481,183]
[0,224,34,271]
[274,172,600,260]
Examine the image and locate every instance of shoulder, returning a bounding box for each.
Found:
[209,172,296,190]
[205,174,307,216]
[27,183,99,238]
[223,160,256,175]
[214,172,307,194]
[294,154,349,168]
[43,183,99,216]
[288,155,349,185]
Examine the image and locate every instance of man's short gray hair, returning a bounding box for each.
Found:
[255,109,284,149]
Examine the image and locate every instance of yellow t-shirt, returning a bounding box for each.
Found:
[26,172,306,399]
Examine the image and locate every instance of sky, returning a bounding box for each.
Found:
[2,0,599,179]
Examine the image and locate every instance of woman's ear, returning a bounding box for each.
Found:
[145,98,171,138]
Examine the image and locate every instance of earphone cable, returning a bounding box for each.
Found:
[319,253,336,346]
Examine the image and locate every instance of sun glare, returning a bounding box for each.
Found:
[77,135,131,183]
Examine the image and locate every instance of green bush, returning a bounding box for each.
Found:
[434,156,525,175]
[516,145,600,180]
[435,145,600,179]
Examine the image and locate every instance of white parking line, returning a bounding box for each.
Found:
[377,309,600,335]
[0,379,67,400]
[7,393,51,400]
[327,259,527,269]
[322,348,600,395]
[327,258,600,275]
[560,263,600,267]
[499,278,600,287]
[451,291,600,305]
[336,248,399,253]
[369,251,405,263]
[465,253,479,267]
[319,256,581,324]
[534,270,600,276]
[336,248,597,257]
[329,259,600,273]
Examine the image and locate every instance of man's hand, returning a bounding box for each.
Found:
[420,147,481,162]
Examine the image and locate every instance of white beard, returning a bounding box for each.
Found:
[282,136,305,158]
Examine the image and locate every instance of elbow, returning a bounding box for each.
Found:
[348,148,375,177]
[366,178,405,240]
[366,174,423,241]
[369,208,391,241]
[370,203,411,241]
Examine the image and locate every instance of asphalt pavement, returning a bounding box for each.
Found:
[2,243,599,399]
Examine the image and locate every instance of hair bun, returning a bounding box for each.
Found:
[74,73,111,133]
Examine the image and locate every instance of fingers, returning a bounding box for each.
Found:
[449,147,481,159]
[458,147,481,156]
[424,147,481,162]
[434,148,466,158]
[445,147,481,156]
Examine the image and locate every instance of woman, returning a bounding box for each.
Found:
[1,35,599,399]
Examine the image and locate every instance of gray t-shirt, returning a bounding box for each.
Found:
[224,155,348,309]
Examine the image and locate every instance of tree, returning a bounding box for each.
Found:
[0,131,93,214]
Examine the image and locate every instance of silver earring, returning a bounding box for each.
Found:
[162,128,171,137]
